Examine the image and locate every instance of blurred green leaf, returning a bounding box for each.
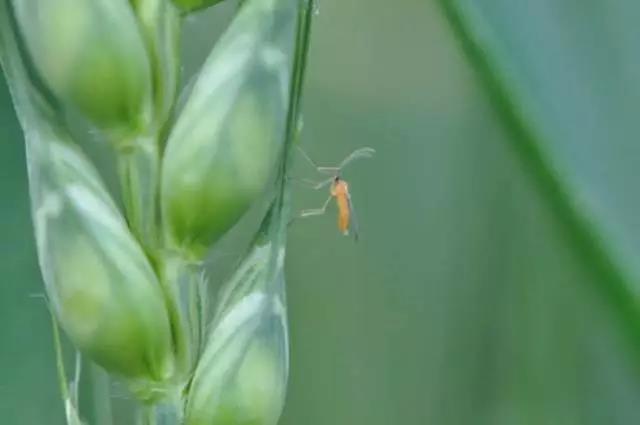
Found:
[437,0,640,348]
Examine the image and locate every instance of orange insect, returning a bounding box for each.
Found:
[297,147,375,240]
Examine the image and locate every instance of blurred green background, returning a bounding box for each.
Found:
[3,0,640,424]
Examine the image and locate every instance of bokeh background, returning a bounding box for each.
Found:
[3,0,640,424]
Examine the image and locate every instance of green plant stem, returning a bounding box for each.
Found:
[250,0,315,293]
[187,266,208,360]
[117,135,161,255]
[278,0,315,192]
[159,255,193,380]
[176,259,206,365]
[284,0,314,155]
[51,312,71,406]
[197,272,209,358]
[436,0,640,354]
[51,313,84,425]
[91,366,114,425]
[130,0,182,142]
[150,393,183,425]
[140,405,157,425]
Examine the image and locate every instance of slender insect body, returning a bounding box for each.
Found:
[331,178,351,236]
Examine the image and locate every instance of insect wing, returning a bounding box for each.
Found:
[338,147,376,170]
[346,191,360,242]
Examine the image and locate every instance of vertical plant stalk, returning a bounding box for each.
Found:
[260,0,315,278]
[117,135,161,255]
[150,394,184,425]
[118,11,185,420]
[436,0,640,356]
[51,314,74,424]
[138,406,153,425]
[120,0,182,256]
[132,257,206,425]
[91,366,114,425]
[187,267,208,361]
[279,0,315,194]
[252,0,315,280]
[50,310,84,425]
[159,255,194,381]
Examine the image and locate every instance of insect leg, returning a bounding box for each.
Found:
[299,194,333,218]
[297,146,341,175]
[288,176,335,190]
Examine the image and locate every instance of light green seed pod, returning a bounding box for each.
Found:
[161,0,298,257]
[185,239,289,425]
[27,128,174,386]
[12,0,152,133]
[170,0,225,13]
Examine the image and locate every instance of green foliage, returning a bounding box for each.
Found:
[13,0,152,134]
[0,0,312,422]
[162,0,298,257]
[438,0,640,344]
[186,203,289,425]
[32,132,175,384]
[170,0,226,14]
